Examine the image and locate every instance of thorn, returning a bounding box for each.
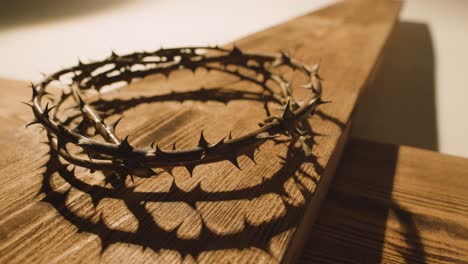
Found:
[198,130,209,148]
[318,99,332,105]
[150,141,155,148]
[280,51,291,64]
[110,50,118,59]
[76,94,86,110]
[22,101,34,108]
[43,103,57,117]
[312,63,320,74]
[74,119,88,134]
[78,58,85,66]
[228,131,233,140]
[110,116,123,131]
[172,142,177,150]
[282,99,294,119]
[230,45,242,56]
[118,136,133,154]
[155,145,165,155]
[25,119,40,128]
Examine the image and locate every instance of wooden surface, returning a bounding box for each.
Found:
[0,0,401,263]
[300,139,468,263]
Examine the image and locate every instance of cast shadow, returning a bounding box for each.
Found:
[300,139,426,263]
[38,85,345,260]
[352,21,438,151]
[0,0,131,32]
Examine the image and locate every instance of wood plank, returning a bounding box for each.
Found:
[0,0,401,263]
[300,139,468,263]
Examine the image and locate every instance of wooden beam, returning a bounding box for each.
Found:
[0,0,401,263]
[300,139,468,263]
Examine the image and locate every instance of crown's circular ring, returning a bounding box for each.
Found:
[26,46,324,181]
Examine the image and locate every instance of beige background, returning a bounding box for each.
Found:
[1,0,466,157]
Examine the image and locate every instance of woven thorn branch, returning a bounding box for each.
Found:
[25,46,326,183]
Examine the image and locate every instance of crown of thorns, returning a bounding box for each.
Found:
[25,46,325,182]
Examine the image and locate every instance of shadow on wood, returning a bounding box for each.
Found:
[38,85,344,261]
[353,22,438,151]
[300,140,427,263]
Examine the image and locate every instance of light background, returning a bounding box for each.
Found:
[1,0,466,157]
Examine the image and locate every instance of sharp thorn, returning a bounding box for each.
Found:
[111,116,123,130]
[282,99,294,119]
[25,120,40,128]
[22,101,34,108]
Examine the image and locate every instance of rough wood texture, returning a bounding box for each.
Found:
[0,0,400,263]
[301,139,468,263]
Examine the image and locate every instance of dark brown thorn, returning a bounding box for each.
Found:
[230,45,242,56]
[21,102,33,108]
[150,141,155,148]
[172,142,177,150]
[155,145,165,155]
[29,82,39,99]
[43,103,57,117]
[118,136,133,153]
[282,99,294,119]
[280,51,291,64]
[228,131,233,140]
[110,116,123,131]
[75,93,86,109]
[110,50,118,59]
[25,119,40,128]
[317,99,332,105]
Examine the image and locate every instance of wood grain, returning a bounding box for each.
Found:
[0,0,401,263]
[300,139,468,263]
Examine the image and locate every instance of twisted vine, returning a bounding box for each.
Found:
[25,46,325,183]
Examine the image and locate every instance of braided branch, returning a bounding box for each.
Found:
[26,46,324,182]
